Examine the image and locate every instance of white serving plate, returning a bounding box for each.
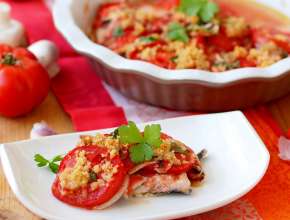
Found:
[0,111,269,220]
[52,0,290,111]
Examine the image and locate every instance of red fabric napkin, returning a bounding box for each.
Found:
[52,57,127,130]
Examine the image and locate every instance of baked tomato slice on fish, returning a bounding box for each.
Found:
[52,145,128,209]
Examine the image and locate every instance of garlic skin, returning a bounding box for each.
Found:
[0,2,26,47]
[30,121,57,139]
[278,136,290,161]
[28,40,60,78]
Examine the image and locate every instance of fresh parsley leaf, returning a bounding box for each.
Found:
[113,26,124,37]
[143,124,162,147]
[129,143,154,163]
[140,36,157,43]
[199,2,219,23]
[34,154,63,174]
[49,163,59,174]
[167,22,189,43]
[34,154,49,167]
[118,121,163,164]
[118,121,143,144]
[52,155,63,163]
[177,0,219,23]
[177,0,205,16]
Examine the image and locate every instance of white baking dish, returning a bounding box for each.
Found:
[52,0,290,111]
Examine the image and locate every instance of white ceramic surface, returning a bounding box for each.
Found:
[0,111,269,220]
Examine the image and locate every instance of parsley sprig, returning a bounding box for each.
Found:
[118,121,162,164]
[34,154,63,173]
[167,22,189,43]
[140,36,157,43]
[177,0,219,23]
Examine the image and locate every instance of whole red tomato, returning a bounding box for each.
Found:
[0,44,50,117]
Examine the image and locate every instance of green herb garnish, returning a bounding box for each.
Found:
[170,56,178,62]
[113,26,124,37]
[89,171,97,182]
[167,22,189,43]
[34,154,63,174]
[177,0,219,23]
[140,36,157,43]
[129,143,154,163]
[143,124,162,147]
[111,128,119,139]
[118,121,143,144]
[118,122,162,164]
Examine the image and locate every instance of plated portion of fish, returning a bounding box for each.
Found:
[35,122,206,209]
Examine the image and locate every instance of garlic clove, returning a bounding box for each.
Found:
[278,136,290,161]
[30,121,57,139]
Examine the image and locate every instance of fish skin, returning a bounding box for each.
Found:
[128,173,192,197]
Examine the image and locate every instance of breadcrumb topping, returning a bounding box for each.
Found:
[59,150,90,190]
[78,134,120,159]
[248,42,286,67]
[174,42,210,69]
[224,16,249,38]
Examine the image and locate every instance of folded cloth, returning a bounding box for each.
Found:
[52,57,127,131]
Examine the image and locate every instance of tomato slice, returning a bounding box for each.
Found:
[154,0,179,9]
[208,32,236,52]
[251,28,272,46]
[272,38,290,54]
[166,153,195,175]
[111,28,138,50]
[52,145,127,209]
[127,175,144,196]
[239,58,256,67]
[136,152,195,176]
[154,49,176,69]
[160,133,172,140]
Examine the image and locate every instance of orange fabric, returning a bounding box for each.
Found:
[242,107,290,220]
[180,107,290,220]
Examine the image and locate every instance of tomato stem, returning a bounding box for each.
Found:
[2,54,17,65]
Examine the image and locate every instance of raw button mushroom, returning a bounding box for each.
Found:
[28,40,60,78]
[0,2,27,46]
